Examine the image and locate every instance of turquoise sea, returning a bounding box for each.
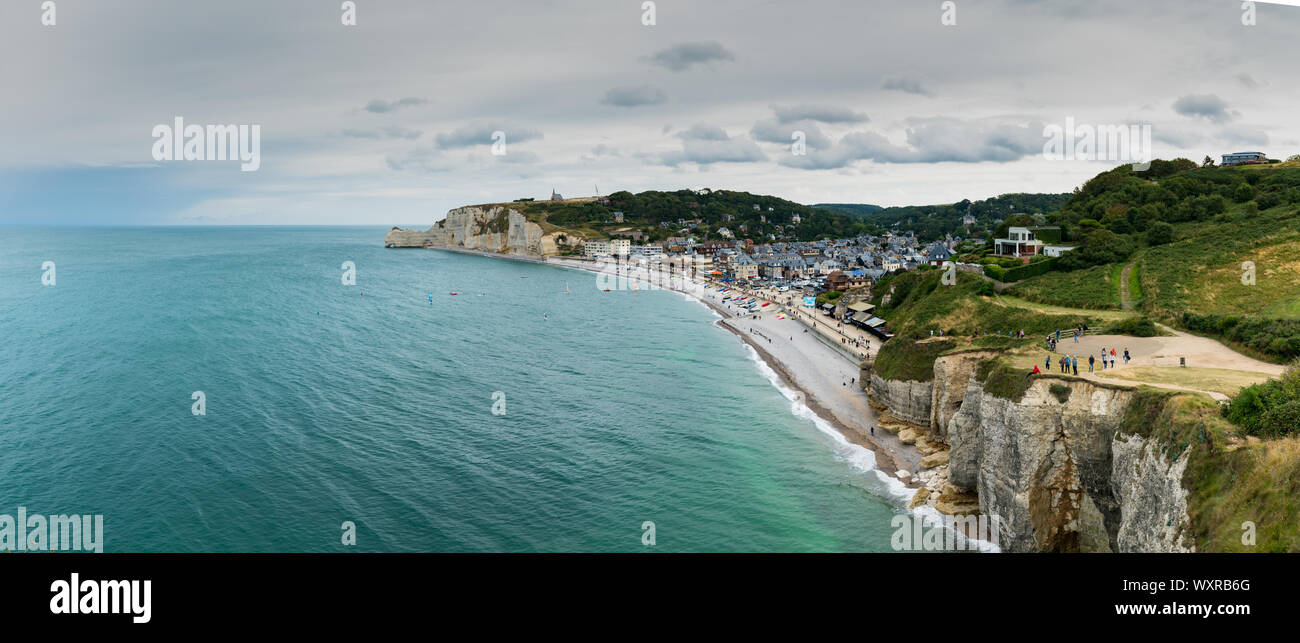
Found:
[0,226,906,552]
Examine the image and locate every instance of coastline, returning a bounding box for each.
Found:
[425,247,926,498]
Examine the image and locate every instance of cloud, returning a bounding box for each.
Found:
[434,123,543,149]
[782,118,1044,169]
[600,85,668,107]
[1217,124,1269,147]
[342,126,422,140]
[750,119,832,150]
[660,124,766,166]
[1237,73,1262,88]
[1172,94,1235,124]
[881,75,934,97]
[364,97,428,113]
[497,150,540,164]
[772,104,869,124]
[646,41,735,71]
[385,148,454,173]
[583,144,621,160]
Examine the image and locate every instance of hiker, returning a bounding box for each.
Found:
[1089,354,1095,372]
[1110,348,1117,367]
[1124,348,1131,364]
[1032,364,1041,374]
[1072,356,1078,375]
[1056,329,1061,342]
[1073,329,1079,343]
[1045,355,1051,371]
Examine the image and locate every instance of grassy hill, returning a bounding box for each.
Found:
[500,189,882,244]
[820,193,1072,243]
[993,161,1300,361]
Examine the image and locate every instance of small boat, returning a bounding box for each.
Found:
[450,292,459,295]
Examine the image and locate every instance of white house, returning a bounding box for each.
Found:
[993,227,1044,258]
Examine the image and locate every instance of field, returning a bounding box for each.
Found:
[1094,366,1270,397]
[1003,264,1122,310]
[1140,203,1300,319]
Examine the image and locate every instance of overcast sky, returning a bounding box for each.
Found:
[2,0,1298,225]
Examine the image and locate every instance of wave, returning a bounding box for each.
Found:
[737,344,1003,553]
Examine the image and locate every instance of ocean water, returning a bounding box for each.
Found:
[0,226,908,552]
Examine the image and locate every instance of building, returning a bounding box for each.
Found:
[583,240,612,257]
[993,227,1045,258]
[611,239,631,256]
[636,244,663,259]
[718,227,734,239]
[1222,152,1267,166]
[551,189,564,201]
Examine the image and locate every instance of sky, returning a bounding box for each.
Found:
[1,0,1298,226]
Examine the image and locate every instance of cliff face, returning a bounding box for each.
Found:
[385,205,582,257]
[870,351,1194,553]
[868,374,932,427]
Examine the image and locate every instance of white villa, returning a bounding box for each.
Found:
[993,227,1044,258]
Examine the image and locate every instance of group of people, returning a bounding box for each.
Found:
[1035,346,1133,376]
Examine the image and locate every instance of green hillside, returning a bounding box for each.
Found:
[995,161,1300,361]
[504,189,882,244]
[824,193,1072,242]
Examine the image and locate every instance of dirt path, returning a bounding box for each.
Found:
[1118,261,1136,311]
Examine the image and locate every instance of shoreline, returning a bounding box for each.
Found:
[425,247,925,497]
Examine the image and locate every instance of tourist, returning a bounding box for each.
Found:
[1045,355,1051,371]
[1088,354,1095,372]
[1072,356,1078,375]
[1124,348,1131,364]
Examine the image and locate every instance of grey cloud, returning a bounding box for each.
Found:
[601,85,668,107]
[750,119,832,150]
[661,124,766,166]
[882,75,934,97]
[1173,94,1235,123]
[646,41,735,71]
[343,126,422,140]
[773,104,868,124]
[434,123,543,149]
[1217,124,1269,147]
[385,148,454,173]
[498,150,540,164]
[782,118,1044,169]
[365,97,428,113]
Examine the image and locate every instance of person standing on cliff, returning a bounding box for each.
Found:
[1045,354,1051,371]
[1072,356,1078,375]
[1089,354,1095,372]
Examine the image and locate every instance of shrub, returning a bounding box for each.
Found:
[1049,383,1072,404]
[1110,317,1161,337]
[1147,221,1174,245]
[874,338,955,382]
[1223,362,1300,438]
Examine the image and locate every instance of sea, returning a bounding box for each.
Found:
[0,226,911,552]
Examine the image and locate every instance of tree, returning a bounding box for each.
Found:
[1288,155,1300,163]
[1147,221,1174,246]
[1202,155,1217,168]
